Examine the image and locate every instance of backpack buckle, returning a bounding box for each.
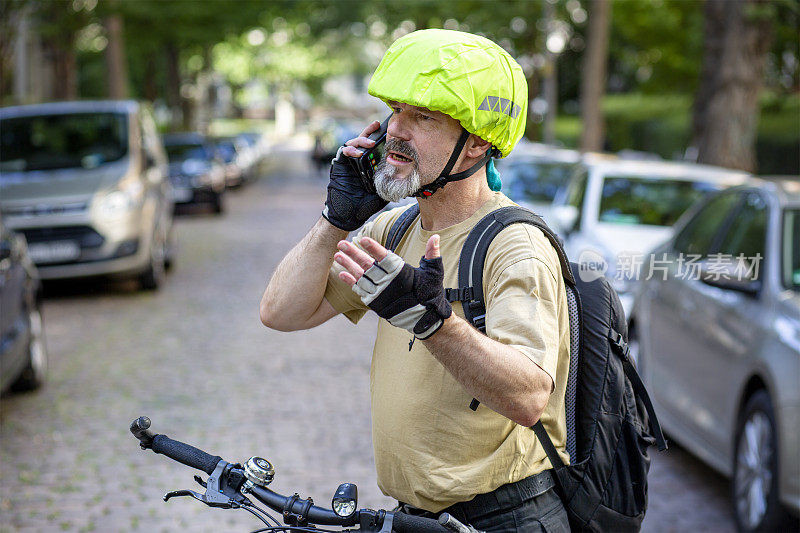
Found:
[445,287,474,302]
[609,330,631,362]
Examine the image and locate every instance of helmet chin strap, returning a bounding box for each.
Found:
[411,128,497,198]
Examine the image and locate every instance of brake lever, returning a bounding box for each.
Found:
[163,488,240,509]
[163,462,246,509]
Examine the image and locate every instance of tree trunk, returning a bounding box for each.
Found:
[165,42,186,129]
[580,0,611,152]
[143,56,157,102]
[49,41,77,100]
[692,0,773,172]
[104,14,128,99]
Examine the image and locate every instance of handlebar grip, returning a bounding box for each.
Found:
[150,434,223,475]
[392,512,450,533]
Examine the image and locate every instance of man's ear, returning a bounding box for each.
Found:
[465,134,492,159]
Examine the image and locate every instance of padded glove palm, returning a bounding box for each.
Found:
[352,250,452,339]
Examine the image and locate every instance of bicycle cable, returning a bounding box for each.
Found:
[247,527,343,533]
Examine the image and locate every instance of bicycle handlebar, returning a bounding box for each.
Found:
[150,434,223,475]
[130,417,456,532]
[130,416,223,475]
[248,484,360,526]
[394,512,457,533]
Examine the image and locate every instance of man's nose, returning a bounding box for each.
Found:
[387,113,411,142]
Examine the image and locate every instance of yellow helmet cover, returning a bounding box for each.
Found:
[368,29,528,158]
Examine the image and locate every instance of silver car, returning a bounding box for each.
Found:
[0,101,175,290]
[494,140,581,216]
[549,156,750,316]
[630,178,800,531]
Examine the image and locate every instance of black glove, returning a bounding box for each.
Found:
[322,147,388,231]
[352,250,452,339]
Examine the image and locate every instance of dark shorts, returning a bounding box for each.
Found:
[399,470,571,533]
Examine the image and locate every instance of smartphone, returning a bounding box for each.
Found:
[348,115,390,193]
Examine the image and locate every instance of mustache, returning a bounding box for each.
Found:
[385,138,418,162]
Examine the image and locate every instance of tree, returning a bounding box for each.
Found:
[103,11,127,99]
[579,0,611,151]
[691,0,775,172]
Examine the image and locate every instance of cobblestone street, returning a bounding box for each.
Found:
[1,143,738,532]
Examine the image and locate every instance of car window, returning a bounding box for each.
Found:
[784,209,800,290]
[598,176,721,226]
[165,143,209,162]
[563,167,588,229]
[565,168,587,209]
[503,161,574,203]
[714,193,768,281]
[0,112,129,173]
[673,191,742,256]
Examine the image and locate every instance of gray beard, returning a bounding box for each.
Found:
[373,159,421,202]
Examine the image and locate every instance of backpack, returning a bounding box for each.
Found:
[386,203,667,533]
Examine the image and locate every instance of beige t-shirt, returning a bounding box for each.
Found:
[324,192,571,512]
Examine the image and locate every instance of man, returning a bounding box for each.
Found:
[261,29,571,532]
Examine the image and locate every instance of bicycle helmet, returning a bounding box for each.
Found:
[368,29,528,197]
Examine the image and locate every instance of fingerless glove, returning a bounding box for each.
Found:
[322,147,387,231]
[352,250,452,339]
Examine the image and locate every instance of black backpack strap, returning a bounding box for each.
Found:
[609,330,668,451]
[459,206,575,333]
[532,420,566,469]
[457,206,574,411]
[385,203,420,252]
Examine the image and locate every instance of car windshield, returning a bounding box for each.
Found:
[215,141,237,163]
[784,209,800,290]
[165,143,209,162]
[598,176,721,227]
[0,112,128,173]
[503,161,574,203]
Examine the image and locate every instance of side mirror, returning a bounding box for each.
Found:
[0,240,12,261]
[552,205,579,234]
[699,262,761,296]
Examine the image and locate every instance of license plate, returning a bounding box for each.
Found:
[28,241,81,264]
[171,188,193,202]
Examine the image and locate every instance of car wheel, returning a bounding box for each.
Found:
[164,227,176,272]
[139,235,167,291]
[211,192,224,214]
[11,304,47,392]
[732,390,784,532]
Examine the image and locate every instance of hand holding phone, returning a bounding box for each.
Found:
[322,116,391,231]
[347,115,390,193]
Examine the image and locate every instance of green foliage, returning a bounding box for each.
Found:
[556,92,799,174]
[608,0,705,94]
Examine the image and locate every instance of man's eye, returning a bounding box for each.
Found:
[419,114,432,121]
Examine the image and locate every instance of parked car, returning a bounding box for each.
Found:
[629,178,800,531]
[311,118,362,168]
[236,131,267,173]
[163,133,226,213]
[212,135,253,187]
[0,101,175,290]
[549,157,750,316]
[0,219,47,393]
[495,141,581,216]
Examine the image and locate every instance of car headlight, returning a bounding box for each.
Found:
[96,182,143,219]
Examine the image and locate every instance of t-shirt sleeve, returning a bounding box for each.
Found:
[484,246,562,387]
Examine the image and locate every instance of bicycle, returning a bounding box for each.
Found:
[130,417,483,533]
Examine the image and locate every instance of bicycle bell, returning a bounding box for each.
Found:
[243,456,275,490]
